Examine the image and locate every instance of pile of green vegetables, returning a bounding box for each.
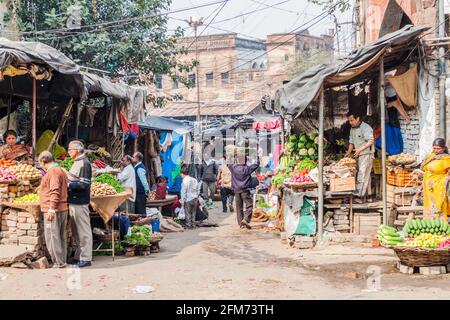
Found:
[286,133,319,159]
[123,226,152,247]
[86,152,99,162]
[295,158,317,171]
[272,171,294,187]
[93,173,124,193]
[60,157,74,171]
[257,198,271,209]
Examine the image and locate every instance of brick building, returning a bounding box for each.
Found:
[357,0,448,159]
[151,30,333,118]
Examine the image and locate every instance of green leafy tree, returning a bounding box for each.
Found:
[15,0,196,107]
[289,48,331,78]
[308,0,351,13]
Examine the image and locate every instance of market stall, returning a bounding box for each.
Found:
[273,25,430,241]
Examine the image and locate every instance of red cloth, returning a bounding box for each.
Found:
[252,118,281,130]
[120,112,139,137]
[374,127,381,140]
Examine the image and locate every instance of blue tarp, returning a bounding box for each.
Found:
[138,115,192,134]
[160,132,185,188]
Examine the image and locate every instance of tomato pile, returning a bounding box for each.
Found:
[439,238,450,248]
[289,169,313,183]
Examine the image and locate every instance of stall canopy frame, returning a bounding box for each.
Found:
[274,25,429,239]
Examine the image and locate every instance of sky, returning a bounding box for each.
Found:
[167,0,355,53]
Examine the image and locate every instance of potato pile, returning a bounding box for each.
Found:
[388,153,416,165]
[91,182,117,196]
[337,157,356,167]
[8,164,41,180]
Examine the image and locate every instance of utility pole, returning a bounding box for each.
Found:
[0,0,20,40]
[186,16,204,133]
[333,15,341,57]
[438,0,447,140]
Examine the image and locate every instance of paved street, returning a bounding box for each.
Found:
[1,204,450,299]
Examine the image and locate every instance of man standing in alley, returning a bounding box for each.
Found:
[217,155,234,213]
[345,112,375,203]
[67,140,93,268]
[200,155,217,209]
[117,155,136,213]
[38,151,69,268]
[228,150,259,229]
[132,152,150,216]
[180,165,199,229]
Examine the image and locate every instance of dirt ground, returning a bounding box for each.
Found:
[1,204,450,300]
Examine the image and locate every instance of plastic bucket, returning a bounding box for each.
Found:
[151,218,160,233]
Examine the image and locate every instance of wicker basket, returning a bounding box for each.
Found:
[387,245,450,267]
[93,230,119,242]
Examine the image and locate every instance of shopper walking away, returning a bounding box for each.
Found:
[218,156,234,213]
[38,151,69,268]
[228,155,260,229]
[117,155,136,213]
[200,157,217,208]
[180,165,199,229]
[132,152,150,216]
[66,140,93,268]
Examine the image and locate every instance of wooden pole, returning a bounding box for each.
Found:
[318,90,325,240]
[32,78,37,161]
[47,98,73,152]
[380,56,387,225]
[75,103,80,139]
[6,96,11,130]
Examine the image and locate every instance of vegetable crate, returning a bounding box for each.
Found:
[387,168,419,187]
[386,185,415,206]
[354,213,381,236]
[329,177,355,192]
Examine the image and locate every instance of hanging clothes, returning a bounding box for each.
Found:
[385,85,411,123]
[386,64,418,108]
[375,123,404,155]
[348,88,368,117]
[120,112,138,140]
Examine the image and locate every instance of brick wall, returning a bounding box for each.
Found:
[400,109,420,157]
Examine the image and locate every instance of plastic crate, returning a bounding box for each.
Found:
[373,158,382,175]
[387,168,420,187]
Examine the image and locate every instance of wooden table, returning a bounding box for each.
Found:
[324,191,354,232]
[146,195,178,216]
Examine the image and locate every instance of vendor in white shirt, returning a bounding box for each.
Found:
[117,155,136,213]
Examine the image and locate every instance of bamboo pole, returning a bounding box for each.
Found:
[47,98,73,152]
[32,78,37,161]
[318,90,325,240]
[379,56,387,225]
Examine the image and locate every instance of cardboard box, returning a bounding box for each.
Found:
[329,177,356,192]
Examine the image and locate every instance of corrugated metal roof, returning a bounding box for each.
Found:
[146,100,261,117]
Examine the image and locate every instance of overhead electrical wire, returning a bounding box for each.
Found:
[20,0,230,35]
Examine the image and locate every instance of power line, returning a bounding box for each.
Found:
[210,0,292,25]
[186,0,229,50]
[20,0,230,36]
[250,0,300,15]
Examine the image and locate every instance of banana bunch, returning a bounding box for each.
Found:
[403,219,450,237]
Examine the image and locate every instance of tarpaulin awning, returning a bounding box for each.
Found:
[0,37,85,103]
[138,115,193,134]
[274,25,429,121]
[82,72,129,100]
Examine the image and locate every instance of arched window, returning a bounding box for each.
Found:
[284,54,289,62]
[260,62,265,69]
[252,62,258,69]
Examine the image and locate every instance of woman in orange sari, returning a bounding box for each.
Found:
[421,138,450,221]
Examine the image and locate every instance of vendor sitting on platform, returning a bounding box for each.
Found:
[1,130,28,161]
[344,112,374,204]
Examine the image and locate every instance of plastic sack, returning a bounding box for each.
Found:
[308,167,319,183]
[177,207,185,220]
[284,197,316,237]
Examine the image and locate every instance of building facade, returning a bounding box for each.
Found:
[152,30,333,118]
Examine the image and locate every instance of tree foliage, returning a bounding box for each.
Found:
[289,48,331,78]
[308,0,351,13]
[15,0,196,107]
